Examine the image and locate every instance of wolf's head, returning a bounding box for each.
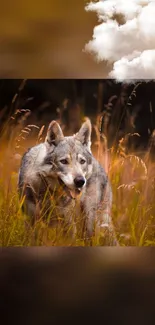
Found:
[42,118,93,198]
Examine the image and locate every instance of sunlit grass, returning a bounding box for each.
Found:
[0,102,155,246]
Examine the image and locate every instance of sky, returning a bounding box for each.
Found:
[85,0,155,82]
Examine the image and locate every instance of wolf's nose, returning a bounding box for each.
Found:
[74,176,85,188]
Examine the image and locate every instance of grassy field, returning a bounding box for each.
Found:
[0,106,155,247]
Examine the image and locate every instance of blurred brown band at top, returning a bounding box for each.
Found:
[0,0,110,78]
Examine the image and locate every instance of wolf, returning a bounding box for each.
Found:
[18,118,118,245]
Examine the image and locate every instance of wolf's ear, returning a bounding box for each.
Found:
[75,118,92,151]
[45,121,64,146]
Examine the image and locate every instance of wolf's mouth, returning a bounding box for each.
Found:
[58,177,82,199]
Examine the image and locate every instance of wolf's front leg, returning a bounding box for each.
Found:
[84,209,96,246]
[21,185,42,226]
[22,196,43,245]
[62,219,77,241]
[25,199,41,226]
[96,221,118,246]
[61,207,77,244]
[95,181,118,246]
[82,201,115,246]
[84,205,118,246]
[95,207,118,246]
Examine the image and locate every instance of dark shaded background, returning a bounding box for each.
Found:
[1,79,155,150]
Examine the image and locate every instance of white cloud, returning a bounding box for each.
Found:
[85,0,155,82]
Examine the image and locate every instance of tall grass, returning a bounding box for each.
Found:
[0,88,155,246]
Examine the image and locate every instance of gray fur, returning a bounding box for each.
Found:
[18,118,118,245]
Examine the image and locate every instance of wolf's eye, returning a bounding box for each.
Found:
[60,159,69,165]
[80,159,86,165]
